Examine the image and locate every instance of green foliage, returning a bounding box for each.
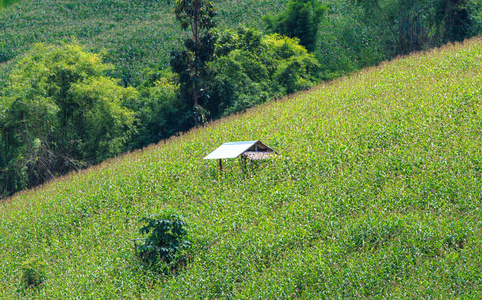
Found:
[313,0,482,79]
[0,0,289,87]
[315,2,387,79]
[138,212,191,272]
[126,72,188,149]
[171,0,218,124]
[351,0,482,55]
[263,0,328,52]
[0,0,19,9]
[0,0,478,91]
[266,34,321,93]
[20,258,47,288]
[0,43,136,196]
[438,0,478,42]
[68,77,136,161]
[0,24,320,196]
[207,27,321,117]
[174,0,217,31]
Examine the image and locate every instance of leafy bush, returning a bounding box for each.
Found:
[263,0,328,52]
[20,258,47,288]
[207,26,321,117]
[137,212,191,273]
[0,0,19,9]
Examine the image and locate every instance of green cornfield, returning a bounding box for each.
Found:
[1,37,481,298]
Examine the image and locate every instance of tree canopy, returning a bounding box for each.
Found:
[0,43,136,195]
[262,0,328,52]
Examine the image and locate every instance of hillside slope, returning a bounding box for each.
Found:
[0,0,288,87]
[1,38,482,298]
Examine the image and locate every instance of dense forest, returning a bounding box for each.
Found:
[0,0,481,197]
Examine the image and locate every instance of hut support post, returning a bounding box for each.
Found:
[241,156,248,174]
[219,159,223,171]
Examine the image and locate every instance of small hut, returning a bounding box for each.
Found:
[204,140,277,170]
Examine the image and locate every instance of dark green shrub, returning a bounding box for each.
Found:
[126,72,187,149]
[0,0,20,8]
[207,27,321,117]
[137,212,191,273]
[262,0,328,52]
[20,258,47,287]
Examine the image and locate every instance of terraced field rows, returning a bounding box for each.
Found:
[1,38,481,298]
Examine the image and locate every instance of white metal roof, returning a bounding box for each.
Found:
[203,141,274,160]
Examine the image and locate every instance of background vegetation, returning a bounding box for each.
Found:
[0,0,19,9]
[0,43,136,195]
[0,37,481,298]
[0,0,325,196]
[0,0,289,88]
[0,0,479,86]
[263,0,328,52]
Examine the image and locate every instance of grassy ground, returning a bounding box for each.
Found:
[1,38,482,298]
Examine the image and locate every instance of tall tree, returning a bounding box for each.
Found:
[262,0,327,52]
[171,0,217,125]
